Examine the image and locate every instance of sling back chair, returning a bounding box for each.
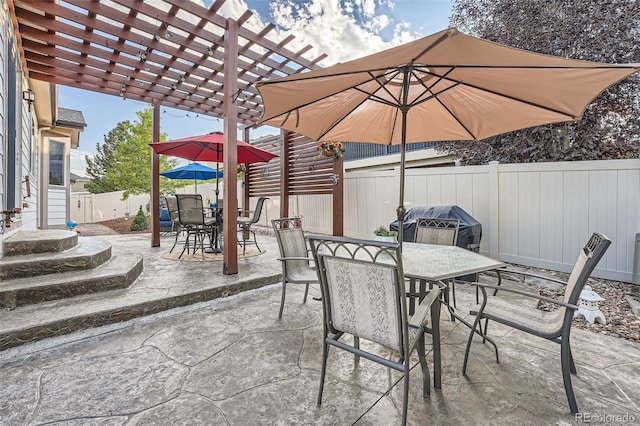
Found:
[161,195,182,252]
[411,217,460,319]
[175,194,216,259]
[309,235,442,426]
[271,217,315,318]
[238,197,269,255]
[462,232,611,414]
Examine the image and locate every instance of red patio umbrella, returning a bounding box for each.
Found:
[149,131,278,163]
[150,131,278,207]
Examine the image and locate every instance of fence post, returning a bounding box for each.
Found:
[488,161,500,259]
[90,193,95,223]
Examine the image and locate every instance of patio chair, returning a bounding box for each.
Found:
[238,197,269,255]
[161,195,182,252]
[158,208,173,234]
[462,232,611,414]
[175,194,217,259]
[271,218,315,318]
[308,235,442,426]
[412,217,460,319]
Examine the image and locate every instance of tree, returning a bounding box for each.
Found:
[130,205,149,231]
[438,0,640,165]
[85,127,121,194]
[86,108,185,198]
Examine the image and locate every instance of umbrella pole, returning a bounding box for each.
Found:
[215,162,220,206]
[397,116,407,251]
[396,67,411,251]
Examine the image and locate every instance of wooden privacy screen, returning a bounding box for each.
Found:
[246,134,281,197]
[248,132,336,197]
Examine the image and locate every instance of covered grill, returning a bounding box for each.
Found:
[391,205,482,281]
[390,205,482,248]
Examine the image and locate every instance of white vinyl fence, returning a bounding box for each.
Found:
[72,159,640,282]
[303,158,639,283]
[70,182,233,223]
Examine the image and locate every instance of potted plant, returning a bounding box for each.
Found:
[374,225,398,242]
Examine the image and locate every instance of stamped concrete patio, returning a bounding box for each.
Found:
[1,233,639,425]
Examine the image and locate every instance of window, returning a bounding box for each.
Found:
[49,140,65,186]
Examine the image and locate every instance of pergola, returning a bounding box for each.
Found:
[9,0,328,274]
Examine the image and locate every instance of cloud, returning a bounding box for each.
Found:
[216,0,422,66]
[70,149,93,177]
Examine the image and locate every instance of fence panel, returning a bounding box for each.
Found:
[496,160,640,281]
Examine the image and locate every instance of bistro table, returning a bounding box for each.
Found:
[203,204,223,253]
[400,242,506,389]
[402,242,506,283]
[402,242,506,314]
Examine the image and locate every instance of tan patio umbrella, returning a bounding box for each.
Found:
[256,27,639,245]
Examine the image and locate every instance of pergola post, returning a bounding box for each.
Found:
[222,18,239,275]
[151,100,160,247]
[279,130,290,218]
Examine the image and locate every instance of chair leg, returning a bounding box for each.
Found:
[462,317,478,375]
[170,228,180,253]
[493,270,503,296]
[179,230,192,259]
[402,364,410,426]
[303,283,309,303]
[463,287,489,375]
[431,299,442,390]
[253,230,262,252]
[417,332,431,397]
[568,345,577,374]
[450,279,457,308]
[561,336,579,414]
[482,318,489,344]
[408,278,416,315]
[278,282,287,319]
[198,230,205,260]
[442,282,455,322]
[317,331,330,406]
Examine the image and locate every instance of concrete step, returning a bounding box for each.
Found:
[0,233,286,352]
[0,267,282,352]
[2,230,78,256]
[0,237,111,280]
[0,253,143,309]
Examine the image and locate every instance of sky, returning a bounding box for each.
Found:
[60,0,453,175]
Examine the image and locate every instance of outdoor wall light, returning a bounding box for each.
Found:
[22,88,35,111]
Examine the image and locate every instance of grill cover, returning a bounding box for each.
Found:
[390,205,482,250]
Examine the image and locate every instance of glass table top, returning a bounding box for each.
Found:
[401,242,505,281]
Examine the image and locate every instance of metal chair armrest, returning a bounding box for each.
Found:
[488,268,568,287]
[276,256,314,262]
[470,282,578,310]
[409,287,441,329]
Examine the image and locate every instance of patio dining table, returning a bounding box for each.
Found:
[400,242,506,388]
[203,205,224,253]
[401,242,506,283]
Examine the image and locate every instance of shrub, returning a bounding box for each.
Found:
[373,225,397,237]
[130,206,149,231]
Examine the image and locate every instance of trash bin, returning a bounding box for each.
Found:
[390,205,482,281]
